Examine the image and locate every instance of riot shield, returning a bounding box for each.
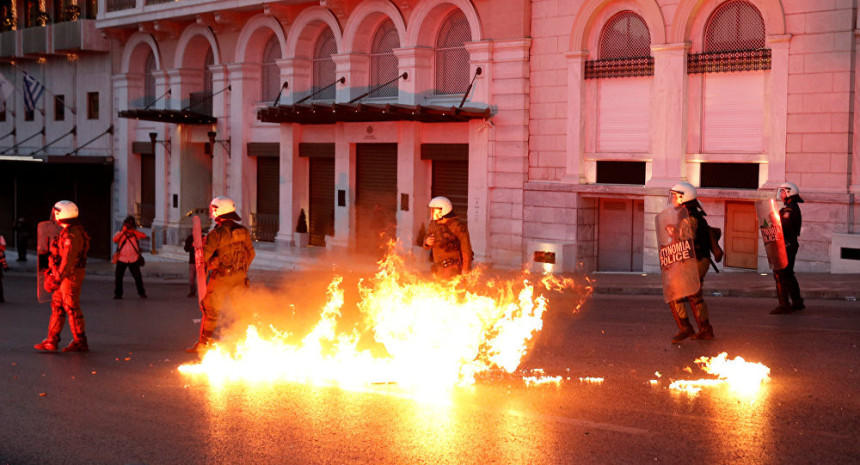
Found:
[755,199,789,271]
[36,220,62,304]
[192,216,207,307]
[655,206,701,303]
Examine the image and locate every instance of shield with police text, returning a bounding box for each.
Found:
[655,206,701,303]
[755,199,788,271]
[36,220,62,304]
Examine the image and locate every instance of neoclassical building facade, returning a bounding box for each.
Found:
[101,0,530,267]
[525,0,860,274]
[3,0,858,273]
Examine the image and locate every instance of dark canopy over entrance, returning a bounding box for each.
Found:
[257,103,490,125]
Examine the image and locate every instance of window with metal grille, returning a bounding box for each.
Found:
[143,51,156,108]
[586,11,653,79]
[261,36,281,102]
[370,20,400,98]
[313,28,337,101]
[689,1,769,74]
[434,10,471,95]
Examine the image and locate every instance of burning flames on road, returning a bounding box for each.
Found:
[669,352,771,397]
[179,252,589,391]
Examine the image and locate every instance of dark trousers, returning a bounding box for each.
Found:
[774,243,803,305]
[114,260,146,297]
[0,276,4,302]
[16,236,28,260]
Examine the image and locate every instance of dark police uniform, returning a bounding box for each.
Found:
[773,194,805,312]
[424,216,473,280]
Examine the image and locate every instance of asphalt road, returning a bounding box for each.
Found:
[0,271,858,464]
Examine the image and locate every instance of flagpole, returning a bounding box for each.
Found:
[11,62,76,116]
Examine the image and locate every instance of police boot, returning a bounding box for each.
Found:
[689,296,714,340]
[34,339,58,352]
[186,331,214,353]
[62,335,89,353]
[788,278,805,311]
[669,301,696,343]
[770,274,793,314]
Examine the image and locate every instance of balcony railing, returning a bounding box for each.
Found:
[22,26,49,55]
[0,30,20,58]
[54,19,110,52]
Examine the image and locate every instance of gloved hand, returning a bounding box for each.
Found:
[43,272,60,293]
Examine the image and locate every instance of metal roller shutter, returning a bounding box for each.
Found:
[255,157,280,242]
[309,157,335,246]
[598,77,650,153]
[356,143,397,254]
[703,72,764,153]
[432,160,468,221]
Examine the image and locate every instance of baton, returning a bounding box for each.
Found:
[709,257,720,273]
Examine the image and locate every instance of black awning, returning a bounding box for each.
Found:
[118,108,216,125]
[257,103,491,125]
[0,153,113,164]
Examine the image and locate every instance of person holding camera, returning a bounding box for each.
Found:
[113,215,148,300]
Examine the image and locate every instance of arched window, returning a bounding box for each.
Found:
[312,28,337,101]
[592,11,652,153]
[697,1,767,154]
[143,51,156,108]
[261,35,281,102]
[704,0,765,52]
[434,10,471,95]
[599,11,651,59]
[369,20,399,98]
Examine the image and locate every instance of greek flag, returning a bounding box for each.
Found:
[22,71,45,112]
[0,73,13,101]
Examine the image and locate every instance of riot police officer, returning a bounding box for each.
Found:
[34,200,90,352]
[186,196,255,353]
[423,196,473,280]
[667,183,715,342]
[771,182,805,314]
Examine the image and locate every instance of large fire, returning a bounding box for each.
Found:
[179,252,590,391]
[669,352,771,397]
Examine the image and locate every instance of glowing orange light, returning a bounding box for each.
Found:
[179,250,587,393]
[669,352,771,397]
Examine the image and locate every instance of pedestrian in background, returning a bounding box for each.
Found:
[12,217,30,261]
[113,215,148,300]
[771,182,805,314]
[0,235,9,303]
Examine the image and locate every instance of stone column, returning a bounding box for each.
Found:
[644,42,689,272]
[332,52,368,102]
[563,51,587,183]
[763,34,791,190]
[393,46,433,105]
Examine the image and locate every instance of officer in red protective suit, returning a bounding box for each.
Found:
[186,196,255,353]
[771,182,805,314]
[666,183,715,343]
[34,200,90,352]
[423,196,473,280]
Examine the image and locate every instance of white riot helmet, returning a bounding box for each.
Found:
[428,196,453,221]
[53,200,79,222]
[777,182,799,199]
[209,195,237,219]
[670,182,697,205]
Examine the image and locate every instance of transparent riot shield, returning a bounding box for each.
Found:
[755,199,789,271]
[655,206,701,303]
[36,220,62,303]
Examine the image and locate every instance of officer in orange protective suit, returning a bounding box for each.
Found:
[186,196,255,353]
[34,200,91,352]
[423,196,473,280]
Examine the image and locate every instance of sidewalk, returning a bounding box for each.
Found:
[4,249,858,301]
